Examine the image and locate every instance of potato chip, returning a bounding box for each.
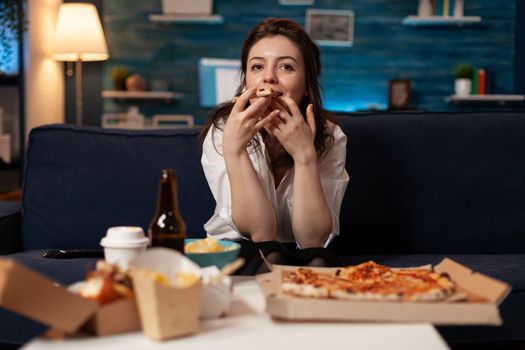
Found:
[185,237,234,253]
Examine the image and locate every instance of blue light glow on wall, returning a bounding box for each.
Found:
[103,0,516,123]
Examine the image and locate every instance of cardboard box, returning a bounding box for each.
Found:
[161,0,212,15]
[0,258,141,336]
[257,258,511,326]
[131,270,201,341]
[130,248,202,341]
[83,298,141,336]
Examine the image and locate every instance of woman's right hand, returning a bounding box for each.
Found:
[222,87,278,156]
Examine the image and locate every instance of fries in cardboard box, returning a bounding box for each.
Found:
[130,248,202,341]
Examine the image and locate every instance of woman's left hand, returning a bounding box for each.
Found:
[265,97,317,164]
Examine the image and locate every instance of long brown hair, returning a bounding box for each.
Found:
[200,18,334,168]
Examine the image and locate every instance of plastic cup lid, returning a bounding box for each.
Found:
[100,226,150,248]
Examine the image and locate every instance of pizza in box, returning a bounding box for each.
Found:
[281,261,460,302]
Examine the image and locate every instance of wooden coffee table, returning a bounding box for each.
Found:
[22,277,450,350]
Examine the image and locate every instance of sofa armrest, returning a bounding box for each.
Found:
[0,201,22,254]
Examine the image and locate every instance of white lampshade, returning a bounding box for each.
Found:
[52,3,109,62]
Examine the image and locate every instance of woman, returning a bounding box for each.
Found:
[200,18,349,274]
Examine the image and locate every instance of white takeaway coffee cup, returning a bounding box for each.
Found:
[100,226,150,270]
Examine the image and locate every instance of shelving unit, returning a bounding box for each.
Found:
[402,16,481,26]
[148,14,224,24]
[0,75,19,86]
[446,94,525,106]
[101,90,184,101]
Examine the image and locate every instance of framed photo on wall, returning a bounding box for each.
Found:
[388,80,411,110]
[306,9,354,47]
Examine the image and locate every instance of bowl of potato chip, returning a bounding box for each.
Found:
[184,237,241,269]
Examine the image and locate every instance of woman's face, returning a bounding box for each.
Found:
[245,35,307,105]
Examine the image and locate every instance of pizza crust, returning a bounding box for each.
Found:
[282,282,329,299]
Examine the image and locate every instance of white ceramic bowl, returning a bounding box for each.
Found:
[200,266,233,319]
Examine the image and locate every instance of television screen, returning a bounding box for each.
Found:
[0,30,20,76]
[199,58,241,107]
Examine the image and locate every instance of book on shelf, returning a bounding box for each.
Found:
[436,0,443,16]
[443,0,449,17]
[471,66,478,95]
[470,68,490,95]
[485,68,492,95]
[477,69,486,95]
[448,0,455,16]
[430,0,461,17]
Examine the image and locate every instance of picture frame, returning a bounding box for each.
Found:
[306,9,354,47]
[198,58,241,107]
[388,80,411,110]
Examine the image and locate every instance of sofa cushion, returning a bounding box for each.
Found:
[332,112,525,254]
[22,125,213,250]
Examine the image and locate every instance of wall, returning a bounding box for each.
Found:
[25,0,64,134]
[102,0,516,124]
[515,0,524,95]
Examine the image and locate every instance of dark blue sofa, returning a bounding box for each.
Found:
[1,111,524,349]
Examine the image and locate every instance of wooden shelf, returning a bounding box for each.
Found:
[446,94,525,105]
[402,16,481,26]
[148,14,224,24]
[101,90,183,101]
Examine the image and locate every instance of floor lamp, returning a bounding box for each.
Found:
[52,3,109,126]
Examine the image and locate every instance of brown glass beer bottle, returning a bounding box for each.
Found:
[148,169,187,253]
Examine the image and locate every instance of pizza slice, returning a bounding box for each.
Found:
[232,87,283,104]
[256,87,276,97]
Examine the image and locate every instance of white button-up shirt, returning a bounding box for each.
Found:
[201,121,349,247]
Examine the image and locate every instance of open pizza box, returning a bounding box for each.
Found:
[257,258,511,326]
[0,258,141,337]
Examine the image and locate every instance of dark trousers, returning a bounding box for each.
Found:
[234,239,342,275]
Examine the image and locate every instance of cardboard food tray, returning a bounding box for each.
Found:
[257,258,511,326]
[130,269,201,341]
[129,248,202,341]
[0,258,141,336]
[83,298,141,336]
